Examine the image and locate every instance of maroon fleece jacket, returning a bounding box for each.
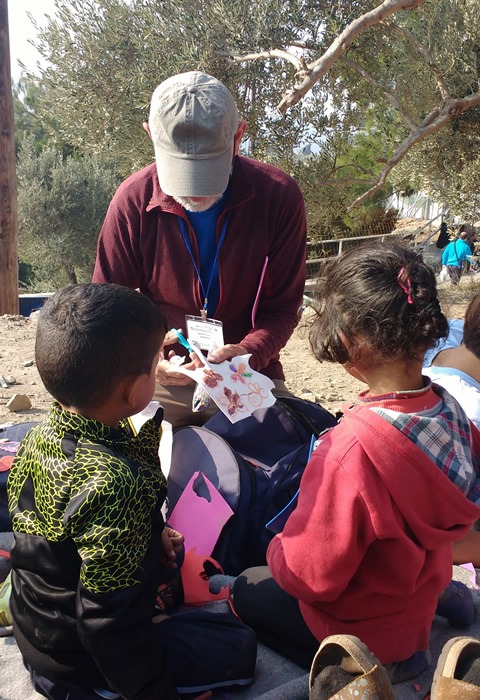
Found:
[93,156,307,380]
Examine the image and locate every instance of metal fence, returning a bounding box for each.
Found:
[305,216,444,303]
[306,229,420,281]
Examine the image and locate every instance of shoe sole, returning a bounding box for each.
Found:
[431,636,480,699]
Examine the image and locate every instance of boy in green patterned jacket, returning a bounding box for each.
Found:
[7,283,256,700]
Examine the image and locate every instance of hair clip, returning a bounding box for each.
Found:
[397,268,413,304]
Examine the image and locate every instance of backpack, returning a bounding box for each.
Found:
[167,397,337,575]
[204,395,336,467]
[0,422,37,531]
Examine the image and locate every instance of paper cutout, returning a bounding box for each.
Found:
[175,353,276,422]
[0,456,14,472]
[128,400,162,434]
[168,471,234,555]
[460,562,479,589]
[181,548,230,605]
[0,441,20,453]
[128,401,173,480]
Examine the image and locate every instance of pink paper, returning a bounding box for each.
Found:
[460,562,479,589]
[168,471,234,556]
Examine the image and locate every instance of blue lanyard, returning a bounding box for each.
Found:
[177,212,231,318]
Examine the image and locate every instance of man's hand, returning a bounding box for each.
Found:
[156,332,249,382]
[207,344,248,364]
[155,330,195,386]
[155,357,196,386]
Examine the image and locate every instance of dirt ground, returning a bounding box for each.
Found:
[0,310,360,425]
[1,268,479,427]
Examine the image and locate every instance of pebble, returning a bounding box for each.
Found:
[6,394,32,412]
[300,390,317,402]
[22,360,34,368]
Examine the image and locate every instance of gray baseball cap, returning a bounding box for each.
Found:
[149,71,240,197]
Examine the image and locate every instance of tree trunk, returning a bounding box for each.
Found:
[0,0,18,314]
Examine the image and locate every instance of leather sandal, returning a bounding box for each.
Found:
[309,634,396,699]
[431,636,480,699]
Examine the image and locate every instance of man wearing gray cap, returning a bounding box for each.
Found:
[93,71,307,428]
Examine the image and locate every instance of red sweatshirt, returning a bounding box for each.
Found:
[93,156,306,380]
[267,386,480,663]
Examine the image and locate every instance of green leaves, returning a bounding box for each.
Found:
[16,136,120,288]
[16,0,480,236]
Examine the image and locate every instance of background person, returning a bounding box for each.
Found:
[423,294,480,430]
[423,299,480,568]
[441,231,471,285]
[435,220,450,249]
[93,71,307,429]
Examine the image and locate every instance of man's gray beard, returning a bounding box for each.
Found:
[173,193,223,212]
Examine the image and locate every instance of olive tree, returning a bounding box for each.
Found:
[23,0,480,226]
[17,136,120,288]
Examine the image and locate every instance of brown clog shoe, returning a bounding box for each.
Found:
[309,634,396,699]
[431,636,480,699]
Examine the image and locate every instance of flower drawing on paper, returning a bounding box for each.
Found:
[229,361,252,384]
[203,370,224,389]
[247,381,269,408]
[222,387,245,416]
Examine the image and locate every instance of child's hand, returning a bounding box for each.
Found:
[161,527,184,568]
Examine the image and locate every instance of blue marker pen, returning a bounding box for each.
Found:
[172,328,195,353]
[171,329,210,369]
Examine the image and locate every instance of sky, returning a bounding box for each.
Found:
[7,0,57,81]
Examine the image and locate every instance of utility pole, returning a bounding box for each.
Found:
[0,0,19,315]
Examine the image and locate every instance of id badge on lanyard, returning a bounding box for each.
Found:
[186,315,224,352]
[178,213,230,353]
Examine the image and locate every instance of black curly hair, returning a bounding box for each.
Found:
[309,241,449,366]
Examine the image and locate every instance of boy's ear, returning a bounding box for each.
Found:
[123,373,146,410]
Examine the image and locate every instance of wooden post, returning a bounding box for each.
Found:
[0,0,19,315]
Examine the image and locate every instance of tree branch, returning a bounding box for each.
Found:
[348,91,480,210]
[277,0,425,113]
[218,0,426,114]
[216,48,305,73]
[332,162,377,177]
[341,56,417,131]
[319,178,378,186]
[382,19,450,99]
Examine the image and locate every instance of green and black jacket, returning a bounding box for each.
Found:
[8,403,178,699]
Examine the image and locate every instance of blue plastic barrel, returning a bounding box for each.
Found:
[18,293,54,317]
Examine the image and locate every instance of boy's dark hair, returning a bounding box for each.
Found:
[309,241,449,365]
[36,283,168,409]
[463,294,480,358]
